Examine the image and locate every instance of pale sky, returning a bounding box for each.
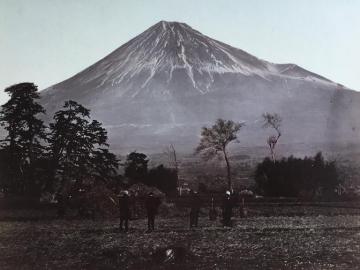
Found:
[1,0,359,104]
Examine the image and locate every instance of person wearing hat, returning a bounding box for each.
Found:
[222,190,234,227]
[145,192,161,232]
[118,190,131,232]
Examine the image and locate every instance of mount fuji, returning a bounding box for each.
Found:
[41,21,360,153]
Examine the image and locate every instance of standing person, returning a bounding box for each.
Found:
[118,190,131,232]
[222,190,234,227]
[145,192,161,232]
[189,190,202,228]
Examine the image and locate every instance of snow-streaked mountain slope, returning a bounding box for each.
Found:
[41,21,360,152]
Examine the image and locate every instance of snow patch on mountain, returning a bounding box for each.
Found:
[42,21,336,99]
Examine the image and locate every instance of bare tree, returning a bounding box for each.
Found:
[164,143,179,192]
[195,119,244,190]
[262,112,282,162]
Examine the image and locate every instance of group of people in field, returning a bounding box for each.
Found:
[117,189,237,232]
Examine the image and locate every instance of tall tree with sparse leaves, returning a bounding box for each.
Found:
[0,83,47,195]
[262,112,282,162]
[164,144,180,192]
[48,100,118,194]
[195,118,243,190]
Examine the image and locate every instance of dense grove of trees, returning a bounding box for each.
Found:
[146,165,177,195]
[254,152,340,198]
[124,152,177,195]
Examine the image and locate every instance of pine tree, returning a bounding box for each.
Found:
[0,83,47,195]
[48,100,118,194]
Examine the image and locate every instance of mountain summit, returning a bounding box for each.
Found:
[41,21,360,152]
[42,21,335,100]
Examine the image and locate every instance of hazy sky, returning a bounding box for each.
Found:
[1,0,359,104]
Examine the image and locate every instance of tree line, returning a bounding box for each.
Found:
[123,151,177,194]
[254,153,339,198]
[0,82,341,200]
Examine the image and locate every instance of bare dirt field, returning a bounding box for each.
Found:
[0,212,360,269]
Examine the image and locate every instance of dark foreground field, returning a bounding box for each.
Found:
[0,212,360,270]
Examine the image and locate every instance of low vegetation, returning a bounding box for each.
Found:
[0,214,359,269]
